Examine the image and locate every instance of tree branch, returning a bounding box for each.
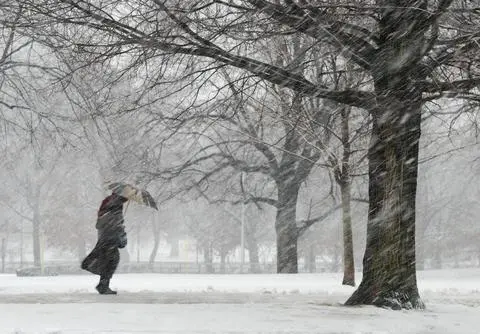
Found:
[51,0,375,109]
[297,204,342,236]
[422,77,480,94]
[246,0,376,70]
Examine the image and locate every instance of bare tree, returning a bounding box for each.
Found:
[18,0,480,308]
[304,57,370,285]
[42,151,102,261]
[157,73,340,273]
[2,138,65,267]
[183,200,241,273]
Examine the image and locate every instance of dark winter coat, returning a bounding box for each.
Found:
[81,194,128,278]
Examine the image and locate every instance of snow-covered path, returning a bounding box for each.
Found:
[1,269,479,333]
[2,301,478,334]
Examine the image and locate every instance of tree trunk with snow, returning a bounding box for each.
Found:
[275,181,300,273]
[346,81,423,309]
[345,1,430,308]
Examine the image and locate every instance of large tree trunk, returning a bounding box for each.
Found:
[346,89,423,309]
[340,181,355,286]
[275,182,300,273]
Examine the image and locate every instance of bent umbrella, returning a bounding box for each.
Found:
[108,182,158,210]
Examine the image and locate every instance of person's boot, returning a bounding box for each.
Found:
[96,278,117,295]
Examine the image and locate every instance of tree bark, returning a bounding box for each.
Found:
[346,88,424,309]
[337,105,355,286]
[340,181,355,286]
[275,182,300,273]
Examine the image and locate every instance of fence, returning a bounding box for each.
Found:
[8,260,330,276]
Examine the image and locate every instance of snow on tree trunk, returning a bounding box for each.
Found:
[346,0,431,306]
[346,89,423,309]
[275,182,300,274]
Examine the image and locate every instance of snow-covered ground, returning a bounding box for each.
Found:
[1,269,479,333]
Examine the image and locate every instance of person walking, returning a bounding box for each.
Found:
[81,193,128,294]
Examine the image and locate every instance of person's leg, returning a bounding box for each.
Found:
[96,274,116,294]
[96,247,120,295]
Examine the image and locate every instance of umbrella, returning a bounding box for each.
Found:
[108,182,158,210]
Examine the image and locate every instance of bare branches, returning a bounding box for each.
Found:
[246,0,376,70]
[18,0,375,109]
[229,195,279,208]
[297,203,342,237]
[422,77,480,94]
